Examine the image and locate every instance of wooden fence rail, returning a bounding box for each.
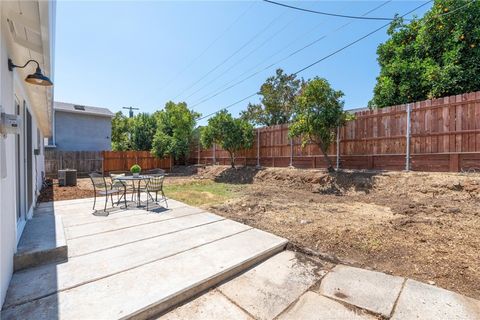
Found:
[189,91,480,172]
[45,150,172,178]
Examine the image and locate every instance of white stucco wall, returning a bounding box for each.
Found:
[0,4,48,305]
[0,11,17,306]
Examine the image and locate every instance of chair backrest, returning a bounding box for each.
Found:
[109,172,125,179]
[147,175,165,192]
[89,172,108,191]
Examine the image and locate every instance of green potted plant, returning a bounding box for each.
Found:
[130,164,141,177]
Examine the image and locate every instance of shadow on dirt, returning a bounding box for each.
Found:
[213,166,260,184]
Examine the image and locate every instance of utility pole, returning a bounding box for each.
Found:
[123,106,139,118]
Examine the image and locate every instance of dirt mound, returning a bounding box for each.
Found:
[195,166,480,207]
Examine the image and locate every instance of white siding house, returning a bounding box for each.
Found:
[0,0,55,306]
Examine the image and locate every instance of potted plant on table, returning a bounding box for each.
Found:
[130,164,141,177]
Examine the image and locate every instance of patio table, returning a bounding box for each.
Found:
[114,175,152,208]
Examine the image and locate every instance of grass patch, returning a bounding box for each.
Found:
[164,180,243,207]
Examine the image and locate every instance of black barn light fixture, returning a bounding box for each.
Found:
[8,58,53,86]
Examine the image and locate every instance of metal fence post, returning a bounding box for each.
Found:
[336,126,340,170]
[289,138,293,167]
[197,142,200,165]
[212,143,216,165]
[256,129,260,168]
[405,104,412,171]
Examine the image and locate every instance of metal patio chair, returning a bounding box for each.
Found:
[109,171,135,202]
[89,172,126,213]
[139,175,167,210]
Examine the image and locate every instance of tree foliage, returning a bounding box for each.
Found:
[151,101,199,163]
[240,68,302,126]
[111,111,131,151]
[130,112,157,151]
[201,110,254,168]
[289,77,348,172]
[370,0,480,108]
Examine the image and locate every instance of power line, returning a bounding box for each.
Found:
[158,2,256,97]
[173,10,287,100]
[189,2,355,105]
[196,0,433,122]
[183,15,297,101]
[191,1,392,108]
[262,0,405,21]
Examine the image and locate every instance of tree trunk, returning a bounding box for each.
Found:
[228,151,235,168]
[319,143,335,172]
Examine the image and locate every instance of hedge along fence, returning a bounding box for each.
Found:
[45,150,172,178]
[189,90,480,172]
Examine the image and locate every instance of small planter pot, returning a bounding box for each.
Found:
[133,172,140,177]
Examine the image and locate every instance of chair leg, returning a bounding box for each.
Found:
[104,193,108,212]
[93,194,96,211]
[124,187,127,208]
[111,194,114,207]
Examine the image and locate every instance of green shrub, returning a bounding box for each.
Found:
[130,164,141,174]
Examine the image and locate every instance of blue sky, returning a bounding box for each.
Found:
[54,1,431,124]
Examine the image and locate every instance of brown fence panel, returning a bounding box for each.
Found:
[102,151,172,174]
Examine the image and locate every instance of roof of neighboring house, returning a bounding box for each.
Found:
[345,106,370,114]
[54,102,114,118]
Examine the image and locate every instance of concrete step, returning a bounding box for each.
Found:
[14,215,67,272]
[2,226,287,319]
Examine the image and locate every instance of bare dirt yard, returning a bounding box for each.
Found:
[40,166,480,299]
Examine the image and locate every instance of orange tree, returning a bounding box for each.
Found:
[289,77,348,172]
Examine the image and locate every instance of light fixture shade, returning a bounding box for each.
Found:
[25,67,53,86]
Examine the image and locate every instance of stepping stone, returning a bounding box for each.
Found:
[218,251,325,320]
[159,290,252,320]
[391,279,480,320]
[278,291,375,319]
[318,265,404,317]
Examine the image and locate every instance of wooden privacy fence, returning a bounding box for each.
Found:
[189,91,480,172]
[45,150,103,178]
[102,151,172,174]
[45,150,172,178]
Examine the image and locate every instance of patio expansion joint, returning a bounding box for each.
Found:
[66,211,208,240]
[215,289,259,320]
[69,218,228,258]
[3,225,255,311]
[388,277,408,319]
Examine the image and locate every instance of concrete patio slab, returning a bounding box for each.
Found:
[218,251,324,320]
[278,291,375,320]
[158,290,252,320]
[14,215,67,272]
[2,229,287,320]
[391,279,480,320]
[318,265,404,317]
[4,219,252,309]
[67,212,223,256]
[64,206,205,239]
